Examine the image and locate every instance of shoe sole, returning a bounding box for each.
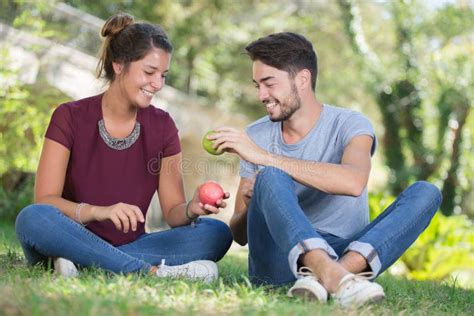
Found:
[288,288,326,303]
[368,294,385,304]
[339,292,386,308]
[193,260,218,283]
[358,288,386,306]
[156,260,218,283]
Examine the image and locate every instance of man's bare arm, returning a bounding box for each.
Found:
[230,177,255,245]
[212,127,374,197]
[263,135,374,196]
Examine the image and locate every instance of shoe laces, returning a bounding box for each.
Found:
[157,259,189,276]
[159,259,167,268]
[337,272,375,291]
[296,266,320,280]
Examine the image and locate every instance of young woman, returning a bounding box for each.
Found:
[15,13,233,281]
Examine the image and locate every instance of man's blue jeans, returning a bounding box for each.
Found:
[15,204,233,273]
[248,167,442,286]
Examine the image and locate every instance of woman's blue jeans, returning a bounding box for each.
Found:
[248,167,442,286]
[15,204,233,274]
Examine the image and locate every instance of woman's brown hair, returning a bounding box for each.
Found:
[97,13,173,82]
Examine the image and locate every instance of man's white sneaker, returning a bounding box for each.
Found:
[155,259,218,283]
[53,257,79,278]
[287,267,328,303]
[331,272,385,308]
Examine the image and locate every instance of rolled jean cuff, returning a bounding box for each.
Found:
[288,237,338,278]
[344,241,382,277]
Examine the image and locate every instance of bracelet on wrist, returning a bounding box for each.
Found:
[185,200,198,221]
[75,202,89,226]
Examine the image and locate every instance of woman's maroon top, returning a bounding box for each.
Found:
[45,93,181,246]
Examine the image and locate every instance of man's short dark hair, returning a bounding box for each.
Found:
[245,32,318,91]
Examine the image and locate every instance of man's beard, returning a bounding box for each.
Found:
[269,82,302,122]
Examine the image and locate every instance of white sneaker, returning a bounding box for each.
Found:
[287,267,328,303]
[331,272,385,308]
[53,257,79,278]
[155,259,218,283]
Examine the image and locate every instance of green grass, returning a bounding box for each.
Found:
[1,222,473,315]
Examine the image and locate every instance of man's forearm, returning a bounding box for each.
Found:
[262,153,368,196]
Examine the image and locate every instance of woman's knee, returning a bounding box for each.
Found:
[198,218,233,259]
[205,218,233,245]
[15,204,60,234]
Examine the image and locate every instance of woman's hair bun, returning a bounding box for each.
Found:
[101,13,135,38]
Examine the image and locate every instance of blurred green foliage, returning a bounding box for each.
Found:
[0,49,68,176]
[61,0,387,119]
[339,0,473,216]
[0,176,33,222]
[0,48,68,219]
[369,192,474,287]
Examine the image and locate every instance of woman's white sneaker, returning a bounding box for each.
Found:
[287,267,328,303]
[53,257,79,278]
[155,259,218,283]
[331,272,385,308]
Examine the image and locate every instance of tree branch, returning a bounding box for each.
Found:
[337,0,384,87]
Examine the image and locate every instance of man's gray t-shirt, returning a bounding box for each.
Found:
[240,104,376,239]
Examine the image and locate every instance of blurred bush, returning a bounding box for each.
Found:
[369,192,474,288]
[0,175,34,222]
[0,48,69,222]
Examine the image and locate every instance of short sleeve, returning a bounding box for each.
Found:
[239,158,258,179]
[162,113,181,157]
[340,112,377,156]
[239,126,259,178]
[45,104,74,150]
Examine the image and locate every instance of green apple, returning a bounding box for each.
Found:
[202,131,223,155]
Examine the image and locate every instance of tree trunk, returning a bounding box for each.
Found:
[440,92,471,215]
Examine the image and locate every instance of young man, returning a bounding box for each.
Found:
[210,32,442,308]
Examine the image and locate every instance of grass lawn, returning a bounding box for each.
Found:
[1,221,473,315]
